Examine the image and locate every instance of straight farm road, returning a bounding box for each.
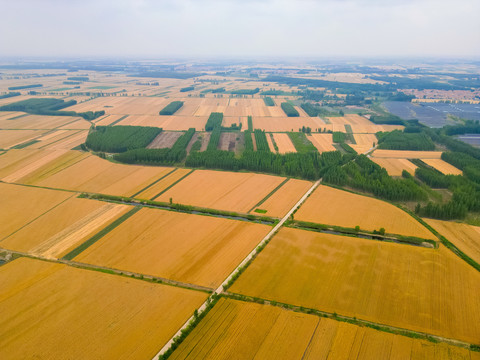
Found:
[152,179,322,359]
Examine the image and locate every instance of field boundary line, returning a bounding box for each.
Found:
[151,169,195,200]
[247,177,290,213]
[130,168,178,198]
[151,179,321,360]
[62,206,142,260]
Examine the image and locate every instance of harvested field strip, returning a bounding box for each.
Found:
[0,197,131,258]
[131,168,177,198]
[74,208,271,288]
[0,149,51,178]
[295,185,435,240]
[0,257,207,360]
[425,219,480,265]
[422,158,462,175]
[62,206,141,260]
[248,178,289,213]
[34,204,131,259]
[152,169,195,199]
[17,151,90,185]
[230,227,480,344]
[169,297,476,360]
[2,149,69,183]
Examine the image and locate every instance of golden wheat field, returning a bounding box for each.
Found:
[326,115,403,133]
[169,298,477,360]
[253,116,325,132]
[133,168,189,199]
[25,129,80,149]
[28,154,173,196]
[0,182,74,238]
[371,158,418,176]
[0,114,81,130]
[266,133,276,152]
[75,208,271,288]
[12,150,89,184]
[422,158,463,175]
[230,227,480,344]
[351,133,378,154]
[0,129,45,149]
[424,219,480,265]
[65,96,170,115]
[372,149,442,159]
[295,185,435,239]
[117,114,208,131]
[46,130,89,150]
[0,258,207,360]
[58,118,91,129]
[272,133,297,153]
[0,196,131,258]
[308,133,336,153]
[0,149,52,179]
[2,149,69,183]
[252,179,313,217]
[155,169,286,213]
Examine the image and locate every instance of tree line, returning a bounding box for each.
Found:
[0,92,20,99]
[281,102,299,117]
[8,84,42,90]
[0,98,105,121]
[85,125,161,153]
[376,130,435,151]
[159,101,184,115]
[113,128,195,165]
[263,97,275,106]
[205,112,223,131]
[323,154,427,202]
[186,149,343,180]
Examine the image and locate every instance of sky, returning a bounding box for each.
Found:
[1,0,479,59]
